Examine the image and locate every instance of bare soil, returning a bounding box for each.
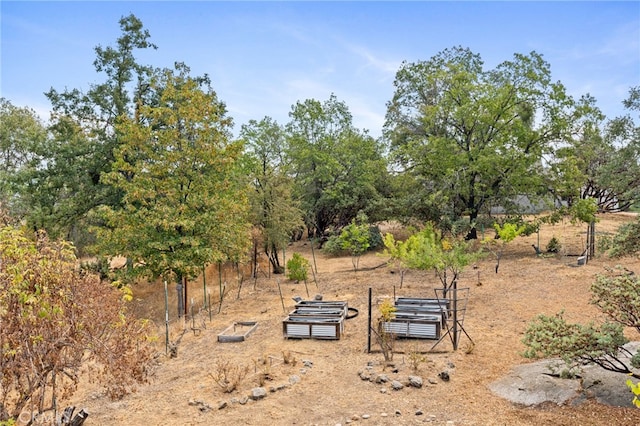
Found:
[69,214,640,425]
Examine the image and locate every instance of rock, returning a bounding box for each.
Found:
[358,371,371,381]
[239,397,249,405]
[362,414,370,419]
[408,375,423,388]
[395,410,401,416]
[391,380,404,390]
[217,401,227,410]
[302,359,314,368]
[314,294,323,300]
[415,410,423,416]
[380,388,387,394]
[381,413,388,417]
[289,375,301,385]
[250,387,267,400]
[428,378,438,385]
[438,371,450,382]
[374,374,389,384]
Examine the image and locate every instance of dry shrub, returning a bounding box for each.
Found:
[0,228,155,422]
[210,359,249,393]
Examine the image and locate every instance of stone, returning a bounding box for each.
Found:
[250,387,267,400]
[374,374,389,384]
[217,401,228,410]
[408,375,423,388]
[438,371,450,382]
[289,375,301,385]
[391,380,404,390]
[362,414,370,419]
[415,410,423,415]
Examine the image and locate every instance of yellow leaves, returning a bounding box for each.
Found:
[379,298,397,322]
[626,377,640,408]
[441,239,453,251]
[112,281,134,302]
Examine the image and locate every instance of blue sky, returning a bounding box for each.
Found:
[2,1,639,138]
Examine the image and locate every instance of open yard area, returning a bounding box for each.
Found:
[68,214,640,425]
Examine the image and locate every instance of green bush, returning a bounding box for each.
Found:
[605,218,640,258]
[546,236,561,253]
[322,234,348,256]
[286,252,310,282]
[322,224,383,257]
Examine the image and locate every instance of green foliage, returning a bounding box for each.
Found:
[338,213,371,271]
[591,266,640,333]
[383,223,480,292]
[286,94,388,238]
[94,64,250,292]
[482,222,526,273]
[0,99,47,222]
[545,236,562,253]
[603,216,640,258]
[385,47,585,237]
[523,264,640,380]
[240,117,304,273]
[569,198,598,224]
[286,252,310,282]
[322,234,349,256]
[18,15,157,250]
[522,312,632,374]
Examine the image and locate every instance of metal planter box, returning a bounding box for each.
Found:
[283,300,348,340]
[294,301,348,317]
[283,317,344,340]
[381,317,441,340]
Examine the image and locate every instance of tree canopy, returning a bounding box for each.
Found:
[384,47,588,238]
[95,64,250,312]
[286,94,388,238]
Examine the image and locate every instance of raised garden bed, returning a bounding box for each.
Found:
[283,300,348,340]
[381,297,449,340]
[217,321,258,343]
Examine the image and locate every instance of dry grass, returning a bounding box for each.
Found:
[67,213,640,426]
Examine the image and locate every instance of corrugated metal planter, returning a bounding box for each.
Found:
[380,297,449,339]
[283,317,344,340]
[382,317,442,339]
[217,321,258,343]
[283,300,348,340]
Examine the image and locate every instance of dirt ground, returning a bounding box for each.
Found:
[69,214,640,425]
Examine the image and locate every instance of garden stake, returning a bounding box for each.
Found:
[276,279,286,313]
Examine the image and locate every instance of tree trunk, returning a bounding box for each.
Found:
[176,273,184,318]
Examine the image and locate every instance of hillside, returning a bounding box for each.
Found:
[68,214,640,425]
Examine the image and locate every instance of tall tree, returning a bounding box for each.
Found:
[0,99,47,221]
[384,47,583,238]
[548,89,640,212]
[286,94,387,238]
[240,117,303,274]
[22,14,156,247]
[94,64,250,316]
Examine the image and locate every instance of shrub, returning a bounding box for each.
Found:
[286,252,310,282]
[546,236,561,253]
[0,227,154,422]
[605,218,640,258]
